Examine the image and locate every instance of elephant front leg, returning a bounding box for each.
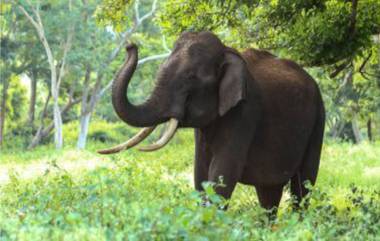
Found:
[208,154,245,200]
[206,105,258,202]
[194,129,212,192]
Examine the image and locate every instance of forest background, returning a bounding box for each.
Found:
[0,1,380,239]
[1,0,379,149]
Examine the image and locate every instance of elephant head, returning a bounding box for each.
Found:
[98,31,250,154]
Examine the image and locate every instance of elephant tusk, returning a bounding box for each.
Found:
[97,126,156,154]
[138,118,178,152]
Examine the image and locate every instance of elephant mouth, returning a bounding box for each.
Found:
[97,118,179,154]
[98,96,188,155]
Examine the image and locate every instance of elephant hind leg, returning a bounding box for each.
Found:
[291,99,325,209]
[255,184,284,218]
[290,172,309,209]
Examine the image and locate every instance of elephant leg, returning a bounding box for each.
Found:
[208,156,243,200]
[291,104,324,209]
[290,167,318,210]
[206,104,258,203]
[194,129,212,192]
[290,172,309,209]
[255,184,284,218]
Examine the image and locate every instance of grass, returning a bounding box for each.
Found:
[0,123,379,240]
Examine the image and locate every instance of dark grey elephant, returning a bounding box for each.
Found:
[99,31,325,212]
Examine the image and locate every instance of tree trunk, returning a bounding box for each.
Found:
[53,101,63,148]
[77,112,91,149]
[367,118,372,142]
[18,4,72,149]
[331,119,344,139]
[28,70,37,126]
[76,66,91,149]
[0,78,10,147]
[28,96,79,149]
[28,124,55,149]
[351,115,362,144]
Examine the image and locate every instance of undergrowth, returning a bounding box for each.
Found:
[0,123,379,240]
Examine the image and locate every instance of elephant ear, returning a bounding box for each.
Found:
[218,50,249,116]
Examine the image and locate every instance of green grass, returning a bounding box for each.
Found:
[0,125,379,240]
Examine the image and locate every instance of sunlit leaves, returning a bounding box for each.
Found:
[95,0,133,32]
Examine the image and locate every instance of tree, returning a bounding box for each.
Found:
[0,2,31,147]
[75,0,170,149]
[18,0,76,149]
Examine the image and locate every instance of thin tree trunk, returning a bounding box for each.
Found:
[77,66,91,149]
[0,78,10,147]
[352,115,362,144]
[333,120,348,140]
[28,97,80,149]
[367,118,372,142]
[19,2,74,149]
[28,70,37,126]
[77,113,91,149]
[28,92,51,149]
[53,102,63,148]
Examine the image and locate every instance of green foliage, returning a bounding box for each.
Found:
[95,0,132,32]
[258,0,380,66]
[6,77,27,123]
[0,133,379,240]
[157,0,380,67]
[1,75,28,133]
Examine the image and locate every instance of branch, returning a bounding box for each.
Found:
[18,2,57,92]
[97,52,170,100]
[357,51,380,80]
[99,0,159,73]
[104,34,128,68]
[136,0,157,24]
[134,0,140,23]
[57,26,75,88]
[358,51,372,73]
[82,0,161,113]
[359,71,380,80]
[161,31,171,52]
[40,91,52,120]
[28,96,81,149]
[330,60,352,78]
[92,0,160,101]
[138,52,170,65]
[18,5,39,30]
[338,67,353,91]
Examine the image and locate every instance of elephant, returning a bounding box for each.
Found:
[99,31,325,213]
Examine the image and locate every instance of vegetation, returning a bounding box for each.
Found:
[0,124,380,240]
[1,0,380,240]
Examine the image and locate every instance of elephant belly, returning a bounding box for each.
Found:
[239,116,314,186]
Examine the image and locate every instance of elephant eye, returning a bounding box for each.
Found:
[185,72,197,81]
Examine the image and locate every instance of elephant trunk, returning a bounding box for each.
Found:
[112,44,167,127]
[98,43,179,155]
